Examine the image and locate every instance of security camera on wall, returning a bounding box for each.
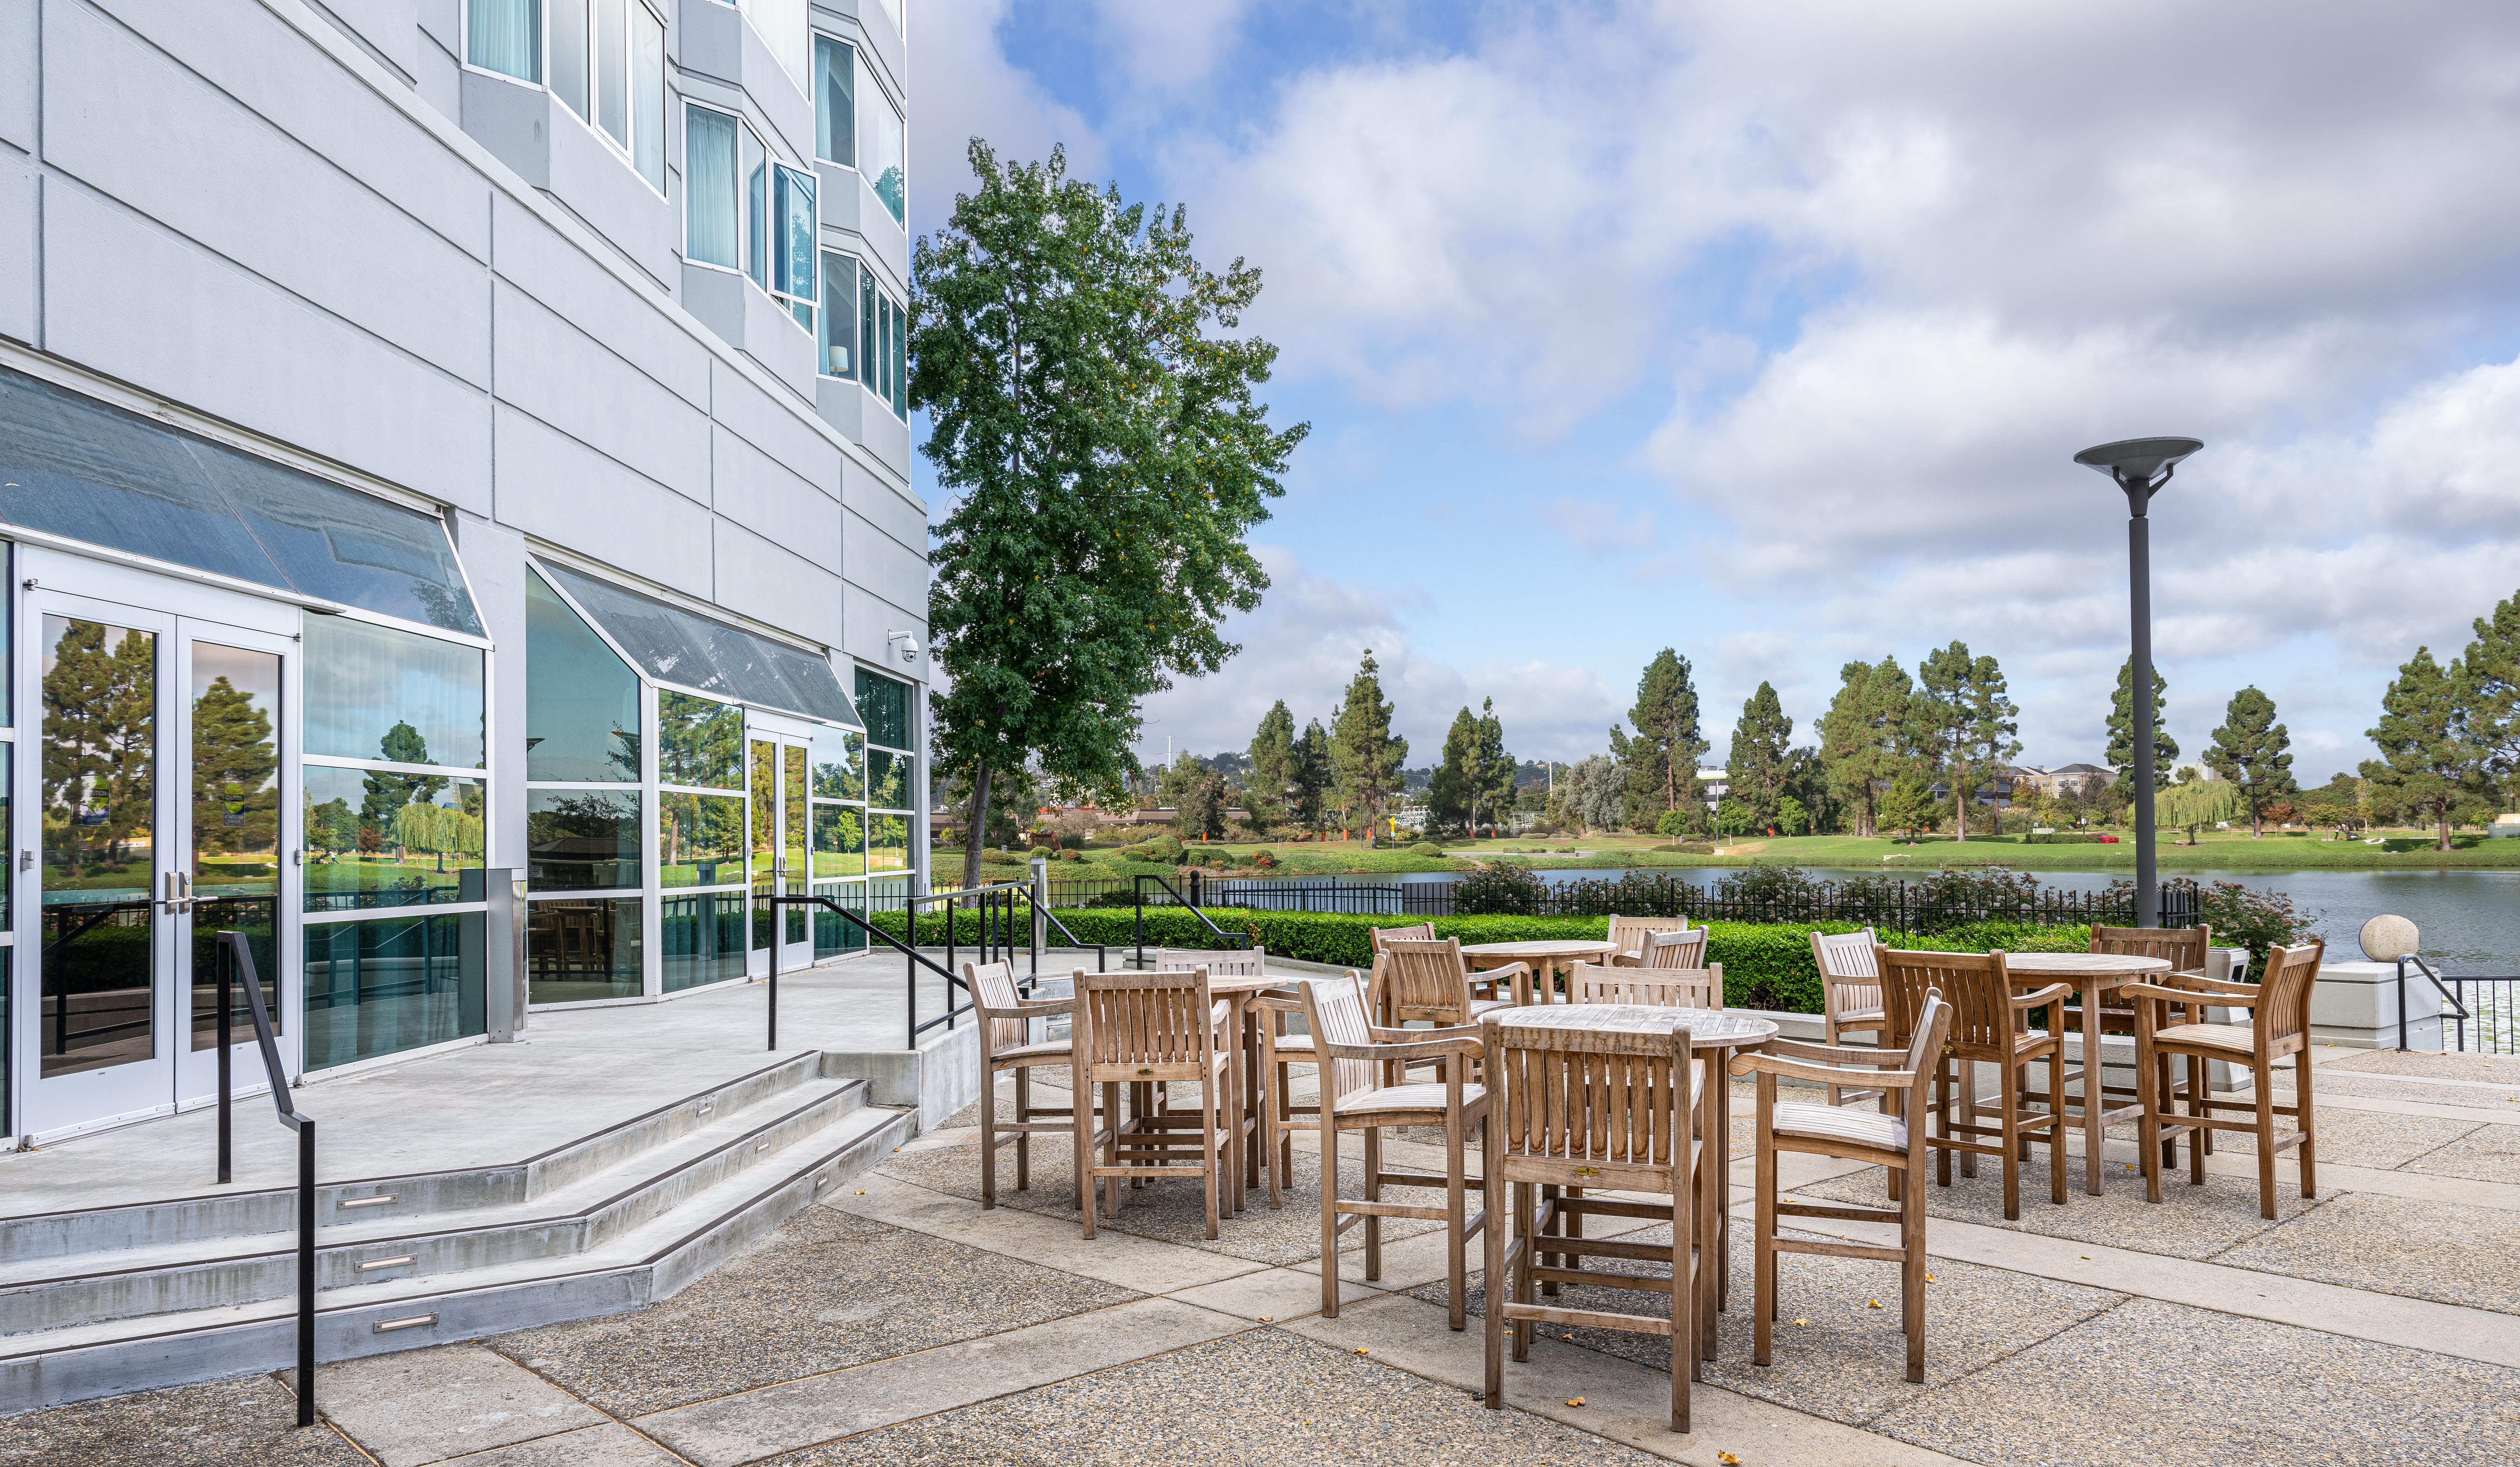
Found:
[887,629,921,665]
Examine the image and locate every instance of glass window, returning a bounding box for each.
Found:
[776,166,817,302]
[541,562,860,726]
[813,803,864,877]
[526,568,639,782]
[190,641,282,1046]
[818,252,858,379]
[658,690,744,789]
[658,790,746,887]
[527,789,641,891]
[467,0,542,82]
[746,0,812,96]
[631,3,666,191]
[791,300,814,337]
[889,293,908,417]
[41,616,157,1078]
[867,811,909,873]
[811,880,865,959]
[303,912,483,1070]
[811,725,862,799]
[855,668,910,749]
[868,748,911,809]
[814,34,855,165]
[860,77,905,225]
[743,127,769,290]
[551,0,590,119]
[304,616,485,768]
[303,768,486,911]
[661,890,746,991]
[859,269,878,403]
[529,897,643,1003]
[684,106,739,269]
[595,0,629,148]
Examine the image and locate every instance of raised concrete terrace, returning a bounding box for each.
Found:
[8,1036,2520,1464]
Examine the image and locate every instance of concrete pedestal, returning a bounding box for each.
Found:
[2311,959,2445,1051]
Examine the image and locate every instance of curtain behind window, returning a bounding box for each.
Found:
[814,35,855,165]
[684,107,738,268]
[819,252,858,378]
[467,0,543,83]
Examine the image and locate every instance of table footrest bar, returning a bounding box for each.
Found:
[1530,1234,1681,1264]
[1504,1300,1677,1333]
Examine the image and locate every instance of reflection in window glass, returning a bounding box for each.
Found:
[527,789,642,891]
[814,34,855,165]
[868,749,911,810]
[303,912,482,1070]
[744,126,768,290]
[658,690,744,789]
[855,668,910,749]
[303,766,485,912]
[305,616,484,768]
[529,896,643,1003]
[41,616,157,1077]
[631,2,666,190]
[662,891,747,991]
[859,76,905,224]
[812,880,865,959]
[527,569,639,781]
[813,803,865,877]
[867,811,908,873]
[190,641,281,1048]
[658,791,746,887]
[818,252,858,379]
[811,725,862,799]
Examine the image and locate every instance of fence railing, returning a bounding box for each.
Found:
[214,930,317,1428]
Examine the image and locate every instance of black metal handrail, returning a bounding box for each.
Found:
[215,931,317,1429]
[2398,954,2475,1051]
[1131,873,1251,970]
[770,880,1110,1050]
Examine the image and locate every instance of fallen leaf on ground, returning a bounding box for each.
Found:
[1792,1318,1809,1326]
[1719,1454,1741,1465]
[1867,1299,1882,1308]
[1258,1316,1273,1322]
[1354,1348,1370,1356]
[1924,1273,1935,1282]
[1566,1397,1586,1407]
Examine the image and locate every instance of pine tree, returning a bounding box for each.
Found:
[1726,681,1794,832]
[2465,587,2520,803]
[1915,642,2020,840]
[1473,698,1514,835]
[191,674,280,856]
[2105,656,2179,789]
[2203,686,2298,837]
[1245,700,1298,831]
[1330,650,1406,837]
[1876,768,1939,841]
[2361,646,2493,851]
[1292,718,1332,832]
[1609,649,1706,832]
[1428,706,1480,835]
[1818,656,1910,838]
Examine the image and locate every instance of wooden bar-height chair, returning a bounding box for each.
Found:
[1481,1008,1709,1433]
[1569,961,1724,1011]
[1369,922,1437,956]
[965,960,1107,1209]
[1607,914,1689,964]
[1070,968,1236,1239]
[1878,948,2072,1220]
[1373,938,1528,1029]
[1626,927,1711,972]
[1811,929,1888,1107]
[2128,940,2327,1218]
[2080,925,2212,1159]
[1731,993,1953,1383]
[1300,974,1488,1325]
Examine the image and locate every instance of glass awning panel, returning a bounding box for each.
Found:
[537,560,860,728]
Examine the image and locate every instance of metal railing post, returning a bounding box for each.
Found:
[767,931,779,1052]
[296,1117,316,1428]
[217,938,234,1185]
[2397,957,2408,1052]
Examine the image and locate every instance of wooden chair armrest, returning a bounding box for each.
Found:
[2156,972,2258,995]
[1366,1021,1481,1043]
[1608,952,1641,968]
[1009,995,1076,1016]
[1474,960,1533,981]
[1731,1051,1927,1089]
[1765,1036,1894,1067]
[1320,1033,1485,1064]
[2009,981,2073,1009]
[2123,981,2258,1007]
[1251,993,1305,1015]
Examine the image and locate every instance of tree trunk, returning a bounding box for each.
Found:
[1951,764,1968,842]
[2439,807,2455,852]
[961,759,994,892]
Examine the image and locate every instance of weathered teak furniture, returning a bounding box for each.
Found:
[966,960,1104,1209]
[1569,960,1723,1011]
[1371,939,1525,1029]
[1877,947,2072,1219]
[2080,925,2213,1158]
[1460,939,1620,1005]
[1731,993,1953,1383]
[1146,946,1269,977]
[1300,974,1488,1325]
[1070,968,1236,1239]
[1623,926,1709,971]
[1254,961,1328,1211]
[1368,922,1437,956]
[1144,948,1274,1209]
[2001,950,2173,1196]
[2127,939,2327,1219]
[1479,1004,1711,1433]
[1607,914,1688,963]
[1810,928,1887,1107]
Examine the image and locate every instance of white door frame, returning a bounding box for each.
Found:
[745,711,816,977]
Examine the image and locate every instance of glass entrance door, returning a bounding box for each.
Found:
[20,573,298,1140]
[747,728,813,976]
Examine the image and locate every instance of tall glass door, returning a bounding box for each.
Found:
[747,725,813,975]
[172,630,291,1107]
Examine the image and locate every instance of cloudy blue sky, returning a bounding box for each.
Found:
[906,0,2520,782]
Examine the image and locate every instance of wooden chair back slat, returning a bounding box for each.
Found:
[1812,928,1883,1014]
[1607,914,1687,960]
[1569,962,1722,1010]
[2261,941,2325,1048]
[1634,927,1710,970]
[1369,922,1437,955]
[1374,938,1477,1023]
[1076,969,1215,1075]
[1877,947,2017,1056]
[966,960,1030,1053]
[1490,1016,1690,1168]
[1302,973,1383,1110]
[2090,925,2211,975]
[1149,946,1267,977]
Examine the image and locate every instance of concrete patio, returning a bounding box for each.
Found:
[10,1032,2520,1466]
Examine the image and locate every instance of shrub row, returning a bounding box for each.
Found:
[872,909,2095,1014]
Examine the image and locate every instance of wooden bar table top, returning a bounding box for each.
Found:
[1999,951,2172,1197]
[1460,939,1622,1005]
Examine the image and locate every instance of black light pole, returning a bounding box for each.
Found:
[2074,437,2203,927]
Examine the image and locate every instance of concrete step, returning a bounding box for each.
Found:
[0,1075,869,1335]
[1,1051,829,1265]
[0,1099,917,1413]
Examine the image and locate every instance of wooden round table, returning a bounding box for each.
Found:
[2001,952,2172,1197]
[1459,939,1622,1004]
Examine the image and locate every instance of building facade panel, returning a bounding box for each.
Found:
[0,0,36,151]
[491,279,713,502]
[709,517,848,648]
[489,403,716,596]
[489,195,711,410]
[0,165,33,345]
[709,354,846,501]
[841,456,927,551]
[710,423,846,577]
[311,0,424,81]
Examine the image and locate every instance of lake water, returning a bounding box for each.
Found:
[1181,866,2520,974]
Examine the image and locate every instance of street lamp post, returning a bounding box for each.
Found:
[2073,436,2203,928]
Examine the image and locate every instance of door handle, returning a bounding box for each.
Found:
[158,872,194,914]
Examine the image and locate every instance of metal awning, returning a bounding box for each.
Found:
[536,560,860,728]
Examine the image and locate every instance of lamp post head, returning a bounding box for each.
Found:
[2075,437,2203,512]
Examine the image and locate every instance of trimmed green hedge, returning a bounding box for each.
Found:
[874,909,2095,1014]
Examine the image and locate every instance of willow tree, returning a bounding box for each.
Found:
[916,142,1308,889]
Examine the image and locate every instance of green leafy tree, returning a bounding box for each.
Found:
[1473,698,1515,834]
[1782,746,1833,834]
[1777,793,1811,836]
[1609,649,1707,832]
[360,721,448,851]
[2464,587,2520,804]
[1914,642,2020,840]
[1244,700,1298,831]
[2203,686,2299,837]
[1876,768,1939,841]
[1156,750,1227,839]
[2361,646,2493,851]
[1291,718,1332,832]
[1330,650,1407,836]
[2105,656,2179,790]
[1725,681,1794,832]
[1654,808,1691,844]
[915,141,1308,889]
[1428,706,1480,835]
[1818,656,1910,838]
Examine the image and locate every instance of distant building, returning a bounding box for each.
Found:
[1695,767,1729,807]
[2013,764,2117,798]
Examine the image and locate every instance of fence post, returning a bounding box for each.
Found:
[217,938,234,1185]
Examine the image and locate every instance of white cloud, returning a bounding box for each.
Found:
[909,0,1106,235]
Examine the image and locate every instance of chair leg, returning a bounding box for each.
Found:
[1103,1081,1124,1219]
[1263,1054,1285,1211]
[1935,1058,1954,1189]
[1753,1126,1776,1368]
[1320,1122,1343,1317]
[1824,1012,1843,1108]
[1202,1066,1222,1242]
[2253,1061,2279,1220]
[1445,1109,1470,1332]
[1903,1155,1927,1383]
[1672,1141,1694,1434]
[979,1060,1001,1210]
[1077,1082,1099,1240]
[1483,1139,1505,1408]
[1959,1063,1980,1179]
[2048,1045,2067,1206]
[2135,1032,2164,1205]
[1362,1126,1384,1281]
[1014,1067,1032,1194]
[1999,1061,2022,1222]
[1510,1179,1536,1362]
[2297,1049,2318,1200]
[2185,1056,2209,1187]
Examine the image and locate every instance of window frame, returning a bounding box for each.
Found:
[857,273,908,420]
[685,102,815,339]
[812,32,857,169]
[466,0,670,199]
[816,250,860,381]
